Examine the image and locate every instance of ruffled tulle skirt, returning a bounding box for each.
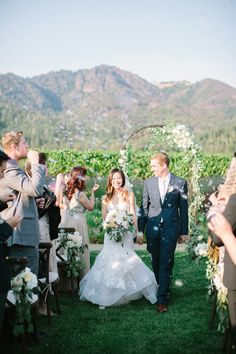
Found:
[79,235,158,306]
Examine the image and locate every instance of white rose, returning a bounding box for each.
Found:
[195,242,208,257]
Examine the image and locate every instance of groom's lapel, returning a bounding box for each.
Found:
[152,177,161,205]
[163,174,175,206]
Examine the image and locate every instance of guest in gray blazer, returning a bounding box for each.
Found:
[0,149,22,337]
[0,131,45,275]
[138,152,188,313]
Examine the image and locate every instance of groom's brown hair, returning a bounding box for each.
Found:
[151,152,170,167]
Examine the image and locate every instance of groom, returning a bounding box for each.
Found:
[138,152,188,313]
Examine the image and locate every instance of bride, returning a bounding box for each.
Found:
[79,168,158,307]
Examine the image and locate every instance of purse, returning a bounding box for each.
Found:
[38,186,56,219]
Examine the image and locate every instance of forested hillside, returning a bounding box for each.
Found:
[0,65,235,153]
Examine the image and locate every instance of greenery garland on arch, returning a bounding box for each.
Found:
[119,123,205,252]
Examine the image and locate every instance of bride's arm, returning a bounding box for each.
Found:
[129,192,138,232]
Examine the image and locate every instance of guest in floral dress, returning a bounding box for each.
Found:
[59,166,99,277]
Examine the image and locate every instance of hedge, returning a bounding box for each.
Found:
[44,150,231,179]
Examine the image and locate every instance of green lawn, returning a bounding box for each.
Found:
[3,251,223,354]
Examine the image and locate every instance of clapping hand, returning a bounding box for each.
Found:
[27,149,39,164]
[92,184,99,192]
[0,193,16,203]
[6,215,22,229]
[207,213,232,240]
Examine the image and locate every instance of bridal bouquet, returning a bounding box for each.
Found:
[103,209,135,243]
[11,267,39,336]
[58,230,86,278]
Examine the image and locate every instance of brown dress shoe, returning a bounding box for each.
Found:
[157,304,168,313]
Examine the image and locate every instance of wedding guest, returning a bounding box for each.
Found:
[59,166,99,277]
[209,193,236,351]
[0,131,45,275]
[25,153,61,273]
[138,152,188,313]
[0,150,22,338]
[55,172,70,216]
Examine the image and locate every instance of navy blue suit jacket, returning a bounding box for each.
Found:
[138,174,188,242]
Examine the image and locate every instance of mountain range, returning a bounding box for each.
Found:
[0,64,236,153]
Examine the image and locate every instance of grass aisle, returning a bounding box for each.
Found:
[5,251,223,354]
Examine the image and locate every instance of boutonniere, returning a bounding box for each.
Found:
[167,185,174,193]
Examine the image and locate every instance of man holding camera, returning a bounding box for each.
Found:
[0,131,45,275]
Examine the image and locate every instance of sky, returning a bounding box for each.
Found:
[0,0,236,87]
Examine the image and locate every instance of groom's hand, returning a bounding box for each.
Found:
[178,235,188,244]
[137,231,144,244]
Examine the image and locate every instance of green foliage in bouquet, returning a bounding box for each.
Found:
[103,209,136,243]
[58,230,86,278]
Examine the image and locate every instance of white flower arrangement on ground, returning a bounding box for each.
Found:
[11,267,39,336]
[58,230,86,278]
[103,209,135,243]
[206,247,228,332]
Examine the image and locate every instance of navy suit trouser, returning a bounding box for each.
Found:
[148,225,177,305]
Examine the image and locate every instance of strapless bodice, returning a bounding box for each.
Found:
[107,201,129,213]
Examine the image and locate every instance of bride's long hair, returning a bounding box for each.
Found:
[65,166,87,200]
[104,168,129,203]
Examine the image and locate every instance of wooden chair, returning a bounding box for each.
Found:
[56,227,79,293]
[38,242,60,325]
[208,287,217,329]
[5,256,39,344]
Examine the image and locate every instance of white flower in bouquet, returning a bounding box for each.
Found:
[11,276,23,291]
[57,230,86,278]
[67,231,83,248]
[10,267,39,337]
[103,209,135,243]
[194,242,208,257]
[11,267,38,292]
[23,267,38,290]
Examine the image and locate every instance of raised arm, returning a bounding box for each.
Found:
[4,163,45,197]
[79,184,99,212]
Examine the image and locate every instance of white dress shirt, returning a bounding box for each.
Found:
[158,173,171,203]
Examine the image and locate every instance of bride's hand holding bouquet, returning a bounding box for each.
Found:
[103,209,135,243]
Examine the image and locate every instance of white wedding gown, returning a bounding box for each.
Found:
[79,202,158,307]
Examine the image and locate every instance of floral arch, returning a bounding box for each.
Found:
[119,123,205,246]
